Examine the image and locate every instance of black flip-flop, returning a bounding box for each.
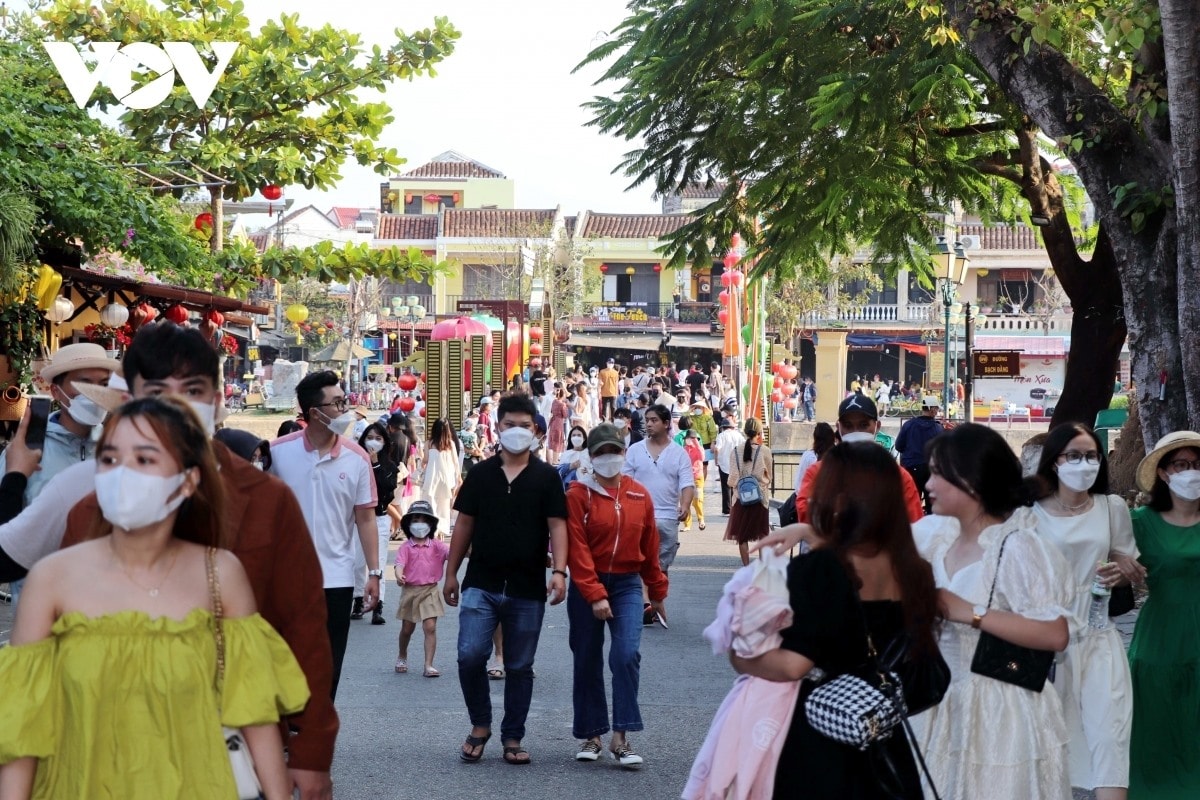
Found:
[503,745,531,765]
[460,733,491,763]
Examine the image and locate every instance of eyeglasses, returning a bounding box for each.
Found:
[1166,459,1200,472]
[315,398,349,412]
[1058,450,1101,465]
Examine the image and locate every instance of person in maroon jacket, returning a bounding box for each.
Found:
[565,423,668,770]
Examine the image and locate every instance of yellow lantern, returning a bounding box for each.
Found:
[284,303,309,324]
[35,265,62,311]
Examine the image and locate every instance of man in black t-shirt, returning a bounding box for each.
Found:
[684,362,707,402]
[444,394,568,766]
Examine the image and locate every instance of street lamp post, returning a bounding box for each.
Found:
[938,237,970,416]
[395,294,427,357]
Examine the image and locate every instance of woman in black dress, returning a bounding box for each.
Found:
[732,442,944,799]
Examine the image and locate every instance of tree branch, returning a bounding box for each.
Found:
[935,120,1009,137]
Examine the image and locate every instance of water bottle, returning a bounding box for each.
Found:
[1088,562,1111,631]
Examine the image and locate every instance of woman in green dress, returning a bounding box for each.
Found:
[0,396,309,799]
[1128,430,1200,799]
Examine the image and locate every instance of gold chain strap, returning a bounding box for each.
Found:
[206,547,225,695]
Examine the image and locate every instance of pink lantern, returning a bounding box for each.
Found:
[783,397,799,410]
[785,381,799,396]
[729,271,744,288]
[717,308,730,325]
[720,271,734,288]
[529,341,543,356]
[529,325,543,342]
[771,389,784,403]
[772,376,783,389]
[784,364,798,380]
[430,316,494,391]
[730,232,742,249]
[723,253,739,270]
[717,290,731,306]
[771,361,785,375]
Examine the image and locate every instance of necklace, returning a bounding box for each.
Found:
[1058,494,1092,513]
[110,539,181,598]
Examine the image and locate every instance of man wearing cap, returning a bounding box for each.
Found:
[895,396,946,513]
[795,394,924,523]
[0,344,116,603]
[0,323,339,799]
[598,359,620,422]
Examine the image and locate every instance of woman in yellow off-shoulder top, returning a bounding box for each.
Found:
[0,396,310,800]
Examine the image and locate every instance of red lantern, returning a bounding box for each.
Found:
[786,381,799,395]
[528,325,543,341]
[730,233,742,250]
[529,341,543,356]
[771,361,784,375]
[529,357,542,368]
[130,302,159,328]
[397,396,416,413]
[598,264,609,273]
[720,271,734,287]
[405,193,413,204]
[452,192,461,203]
[783,397,799,410]
[772,376,783,389]
[729,270,744,288]
[418,407,427,418]
[261,184,283,201]
[718,290,731,306]
[723,253,739,270]
[717,308,730,325]
[164,305,189,324]
[771,389,784,403]
[397,373,418,391]
[194,212,214,231]
[784,365,798,380]
[204,309,225,327]
[653,263,662,272]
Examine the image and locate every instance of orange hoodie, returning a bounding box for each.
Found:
[566,475,669,604]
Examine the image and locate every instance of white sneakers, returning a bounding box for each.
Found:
[575,738,643,769]
[575,740,602,761]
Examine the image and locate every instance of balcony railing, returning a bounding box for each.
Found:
[974,311,1072,334]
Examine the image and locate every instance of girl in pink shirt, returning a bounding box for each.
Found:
[393,501,451,677]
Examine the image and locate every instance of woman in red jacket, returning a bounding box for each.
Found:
[566,423,668,770]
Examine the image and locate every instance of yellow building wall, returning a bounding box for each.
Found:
[388,177,515,211]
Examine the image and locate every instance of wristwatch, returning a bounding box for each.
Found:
[971,604,988,629]
[368,569,384,579]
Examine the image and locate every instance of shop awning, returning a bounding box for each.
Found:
[564,332,663,351]
[667,333,725,351]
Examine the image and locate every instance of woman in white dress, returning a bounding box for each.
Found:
[1031,423,1143,800]
[916,423,1073,799]
[421,418,461,538]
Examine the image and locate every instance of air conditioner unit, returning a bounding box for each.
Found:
[959,234,981,250]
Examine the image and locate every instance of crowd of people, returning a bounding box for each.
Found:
[1,331,1198,799]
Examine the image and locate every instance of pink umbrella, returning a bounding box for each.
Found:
[430,316,493,391]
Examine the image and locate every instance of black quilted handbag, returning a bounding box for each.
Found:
[969,532,1055,693]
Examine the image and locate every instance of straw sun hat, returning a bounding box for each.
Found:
[1135,430,1200,492]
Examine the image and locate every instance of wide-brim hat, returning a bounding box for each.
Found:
[71,374,131,413]
[1136,430,1200,492]
[400,499,440,534]
[40,343,117,383]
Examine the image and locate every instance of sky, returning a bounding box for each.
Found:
[20,0,662,217]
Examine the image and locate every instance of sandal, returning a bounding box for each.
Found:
[503,744,531,765]
[460,732,491,763]
[698,521,706,530]
[424,666,441,678]
[487,665,505,680]
[394,658,408,674]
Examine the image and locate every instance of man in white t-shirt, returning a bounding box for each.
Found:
[271,369,380,698]
[622,403,694,628]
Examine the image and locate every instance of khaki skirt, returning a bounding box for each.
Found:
[396,582,445,622]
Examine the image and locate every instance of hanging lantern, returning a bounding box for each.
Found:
[785,381,800,395]
[388,332,397,341]
[261,184,283,201]
[285,304,309,324]
[164,305,189,325]
[730,233,742,250]
[740,324,753,346]
[783,397,799,410]
[528,324,543,341]
[100,302,129,328]
[34,266,63,310]
[418,407,426,418]
[452,192,461,203]
[784,364,798,380]
[772,376,783,389]
[194,212,214,231]
[625,266,636,275]
[128,302,158,329]
[729,270,744,287]
[771,361,784,375]
[529,357,542,368]
[717,308,729,325]
[529,341,543,356]
[720,271,734,288]
[771,389,784,404]
[47,295,75,324]
[598,264,609,273]
[397,373,418,391]
[653,263,662,272]
[717,290,731,306]
[204,309,225,327]
[723,253,739,270]
[397,395,416,413]
[405,193,413,204]
[302,323,313,332]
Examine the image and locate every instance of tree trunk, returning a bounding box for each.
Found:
[1160,0,1200,431]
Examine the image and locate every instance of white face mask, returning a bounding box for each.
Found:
[95,467,188,531]
[840,431,875,444]
[570,434,586,448]
[499,426,536,453]
[409,521,431,539]
[1056,462,1100,493]
[321,409,357,438]
[364,439,384,453]
[62,389,108,427]
[592,454,625,478]
[1167,470,1200,501]
[613,419,628,430]
[251,461,265,471]
[187,400,217,437]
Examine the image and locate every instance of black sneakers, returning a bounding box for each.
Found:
[350,597,364,620]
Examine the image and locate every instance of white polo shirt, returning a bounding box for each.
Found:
[270,430,377,589]
[622,439,695,521]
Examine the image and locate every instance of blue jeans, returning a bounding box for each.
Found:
[456,587,546,742]
[803,399,815,421]
[567,574,645,738]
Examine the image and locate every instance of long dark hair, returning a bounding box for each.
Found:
[89,396,226,547]
[742,417,763,463]
[1031,422,1108,499]
[809,442,941,657]
[927,423,1031,517]
[358,422,395,468]
[812,422,836,459]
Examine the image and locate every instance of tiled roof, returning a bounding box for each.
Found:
[443,209,556,238]
[579,213,692,238]
[327,206,360,229]
[375,214,438,240]
[679,180,728,198]
[400,150,505,180]
[959,223,1041,250]
[563,216,576,237]
[246,231,270,253]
